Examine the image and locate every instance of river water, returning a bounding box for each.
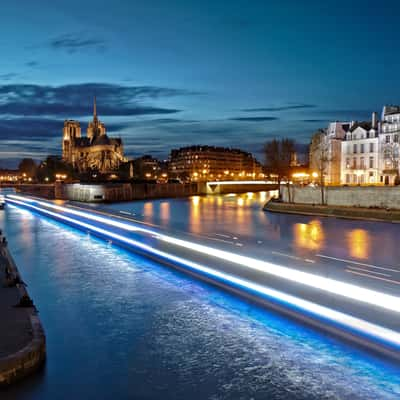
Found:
[1,192,400,399]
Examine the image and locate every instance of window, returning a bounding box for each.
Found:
[360,157,365,169]
[395,134,399,143]
[352,157,357,168]
[370,143,374,152]
[346,158,350,168]
[360,143,364,153]
[353,144,357,153]
[346,174,350,183]
[369,156,374,168]
[386,135,390,143]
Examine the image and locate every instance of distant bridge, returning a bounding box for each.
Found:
[205,180,278,194]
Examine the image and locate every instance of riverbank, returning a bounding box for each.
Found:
[264,200,400,223]
[0,237,46,387]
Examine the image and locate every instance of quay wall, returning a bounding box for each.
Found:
[280,185,400,209]
[16,182,278,203]
[16,184,55,199]
[0,243,46,387]
[62,182,200,202]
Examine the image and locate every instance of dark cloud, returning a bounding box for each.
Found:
[242,104,317,112]
[49,33,106,53]
[25,61,39,68]
[0,118,62,140]
[0,73,19,81]
[301,119,329,123]
[0,83,189,117]
[229,116,279,122]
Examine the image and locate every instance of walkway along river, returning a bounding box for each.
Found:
[1,192,400,399]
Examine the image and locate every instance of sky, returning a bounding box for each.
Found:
[1,0,400,167]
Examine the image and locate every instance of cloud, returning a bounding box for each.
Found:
[301,119,329,123]
[0,73,19,81]
[49,33,106,53]
[25,61,39,68]
[241,104,317,112]
[0,118,62,140]
[0,83,190,117]
[229,116,279,122]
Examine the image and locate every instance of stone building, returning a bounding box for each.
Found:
[340,119,379,185]
[169,145,263,182]
[379,106,400,185]
[62,98,126,173]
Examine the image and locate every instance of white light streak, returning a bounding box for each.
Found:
[8,195,400,313]
[7,194,400,314]
[6,196,400,351]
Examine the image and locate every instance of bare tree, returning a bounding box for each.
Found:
[310,131,331,205]
[264,138,296,202]
[382,142,400,185]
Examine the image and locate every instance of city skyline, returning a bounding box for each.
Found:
[1,0,400,167]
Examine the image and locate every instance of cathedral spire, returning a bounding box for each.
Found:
[93,96,97,121]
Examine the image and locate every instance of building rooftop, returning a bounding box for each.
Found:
[171,145,253,156]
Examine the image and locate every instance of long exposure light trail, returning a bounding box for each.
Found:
[6,196,400,353]
[8,195,400,314]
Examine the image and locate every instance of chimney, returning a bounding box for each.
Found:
[372,112,378,129]
[350,120,355,128]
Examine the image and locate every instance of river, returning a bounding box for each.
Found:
[1,192,400,399]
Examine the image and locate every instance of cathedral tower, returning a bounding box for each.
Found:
[62,120,81,163]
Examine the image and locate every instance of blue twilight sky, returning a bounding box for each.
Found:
[1,0,400,167]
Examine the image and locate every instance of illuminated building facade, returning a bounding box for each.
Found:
[0,169,21,183]
[62,98,126,173]
[379,106,400,185]
[340,120,379,185]
[310,107,400,185]
[169,145,263,182]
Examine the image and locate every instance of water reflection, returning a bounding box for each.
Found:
[159,201,170,225]
[293,220,325,251]
[143,202,153,220]
[101,191,400,269]
[347,229,370,260]
[189,195,201,234]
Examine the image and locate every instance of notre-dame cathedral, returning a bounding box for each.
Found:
[62,98,126,173]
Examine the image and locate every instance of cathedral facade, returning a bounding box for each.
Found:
[62,98,126,173]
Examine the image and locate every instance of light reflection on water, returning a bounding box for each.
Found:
[347,229,371,260]
[0,205,400,399]
[293,220,325,251]
[99,192,400,267]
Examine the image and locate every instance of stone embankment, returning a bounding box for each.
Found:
[280,185,400,209]
[0,235,46,387]
[264,200,400,223]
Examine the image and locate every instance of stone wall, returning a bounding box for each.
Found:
[0,244,46,387]
[280,185,400,209]
[62,182,200,202]
[16,184,55,199]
